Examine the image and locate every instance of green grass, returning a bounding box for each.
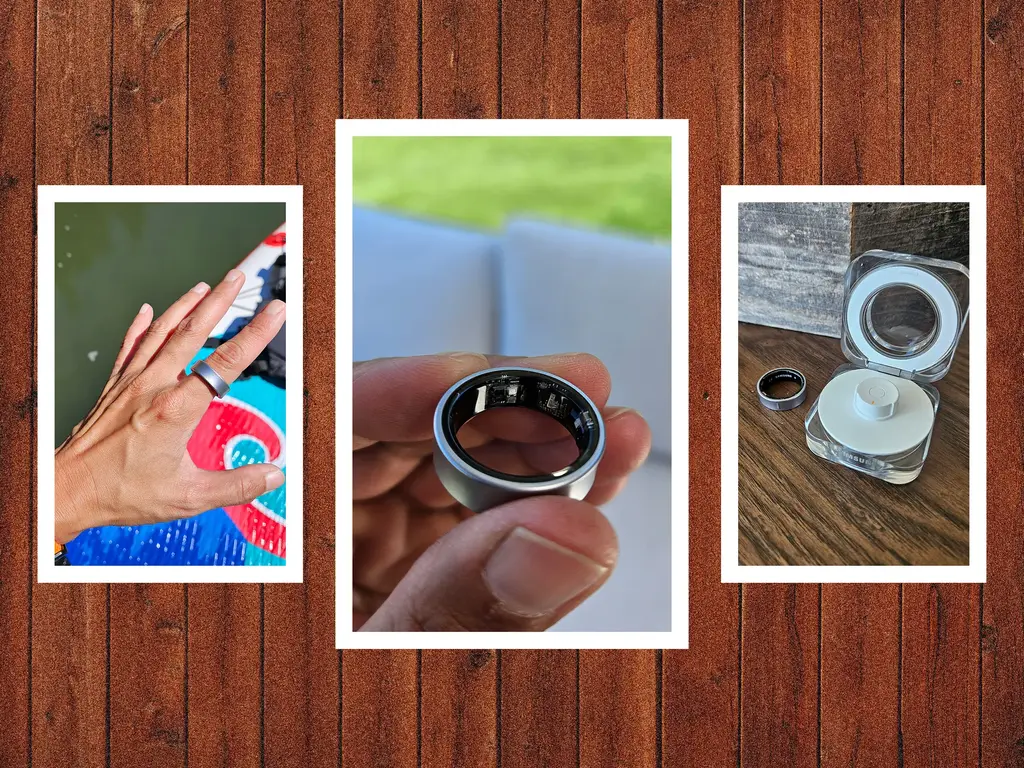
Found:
[352,136,671,239]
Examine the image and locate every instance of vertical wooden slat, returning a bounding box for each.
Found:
[580,0,659,118]
[904,0,984,185]
[494,13,581,766]
[741,2,821,765]
[980,2,1024,764]
[579,650,658,768]
[0,0,35,763]
[341,0,419,119]
[108,0,188,764]
[184,3,264,765]
[32,0,112,764]
[821,0,902,186]
[742,0,822,183]
[339,3,419,767]
[421,0,500,118]
[263,0,340,763]
[741,586,820,768]
[819,2,902,766]
[501,651,578,768]
[500,0,580,118]
[420,650,497,767]
[661,0,742,763]
[902,2,982,765]
[341,650,419,767]
[576,3,659,762]
[111,0,188,184]
[187,0,264,183]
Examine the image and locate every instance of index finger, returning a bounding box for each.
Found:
[352,352,611,445]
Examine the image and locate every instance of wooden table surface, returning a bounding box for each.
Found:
[738,322,970,566]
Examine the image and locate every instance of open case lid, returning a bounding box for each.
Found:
[840,249,970,383]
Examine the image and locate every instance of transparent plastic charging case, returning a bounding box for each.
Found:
[804,250,969,484]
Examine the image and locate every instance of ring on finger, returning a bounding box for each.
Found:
[190,359,230,398]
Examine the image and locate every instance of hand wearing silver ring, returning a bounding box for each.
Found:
[353,353,652,633]
[54,268,287,545]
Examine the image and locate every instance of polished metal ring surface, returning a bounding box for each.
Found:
[757,367,807,411]
[433,366,606,513]
[191,359,230,398]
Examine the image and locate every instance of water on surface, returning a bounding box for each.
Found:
[54,201,285,446]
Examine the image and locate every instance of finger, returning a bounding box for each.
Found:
[176,300,286,421]
[150,269,248,376]
[102,303,153,391]
[191,463,286,512]
[360,496,617,632]
[353,444,426,500]
[122,282,211,377]
[353,352,610,445]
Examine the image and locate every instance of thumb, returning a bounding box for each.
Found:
[193,464,285,511]
[360,496,618,632]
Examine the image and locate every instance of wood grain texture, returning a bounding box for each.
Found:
[184,6,264,765]
[738,323,970,565]
[741,585,820,768]
[819,6,903,764]
[500,650,578,768]
[662,0,742,765]
[821,0,902,185]
[850,202,972,263]
[737,201,852,336]
[341,0,419,118]
[0,0,33,762]
[580,0,659,118]
[4,3,1023,766]
[743,0,822,184]
[579,650,659,768]
[741,6,822,764]
[31,1,112,765]
[500,0,580,118]
[901,2,983,764]
[341,650,419,768]
[422,0,499,118]
[264,0,341,764]
[981,3,1024,765]
[111,0,188,183]
[420,650,497,767]
[820,586,901,767]
[108,1,188,764]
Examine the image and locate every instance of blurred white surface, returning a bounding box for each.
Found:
[353,206,673,632]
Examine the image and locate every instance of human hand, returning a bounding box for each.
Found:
[55,269,287,544]
[353,353,652,631]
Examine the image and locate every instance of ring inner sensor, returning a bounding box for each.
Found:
[433,367,606,512]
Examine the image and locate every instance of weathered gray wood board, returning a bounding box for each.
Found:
[738,202,971,338]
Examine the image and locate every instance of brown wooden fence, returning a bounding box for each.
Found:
[0,0,1020,765]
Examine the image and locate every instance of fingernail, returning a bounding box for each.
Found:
[139,302,152,315]
[263,299,285,316]
[482,527,608,617]
[446,352,487,365]
[191,281,210,294]
[604,406,640,421]
[264,466,285,491]
[225,269,244,283]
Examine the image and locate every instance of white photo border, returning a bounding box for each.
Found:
[721,184,987,583]
[336,119,690,649]
[38,185,305,584]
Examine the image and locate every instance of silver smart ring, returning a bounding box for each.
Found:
[433,367,606,512]
[191,359,230,398]
[757,367,807,411]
